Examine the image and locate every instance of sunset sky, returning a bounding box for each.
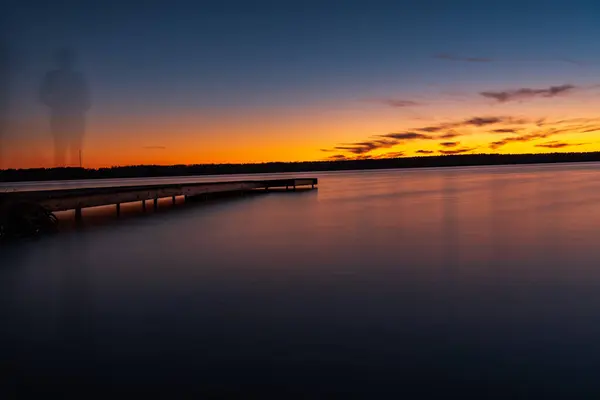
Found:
[3,0,600,168]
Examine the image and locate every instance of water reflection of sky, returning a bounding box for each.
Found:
[3,164,600,396]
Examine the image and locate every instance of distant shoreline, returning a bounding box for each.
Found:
[2,152,600,182]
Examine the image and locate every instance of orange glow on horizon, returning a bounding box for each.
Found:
[3,96,600,169]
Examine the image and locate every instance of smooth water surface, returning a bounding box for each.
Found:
[3,163,600,397]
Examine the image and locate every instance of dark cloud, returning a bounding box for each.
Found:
[416,150,434,154]
[418,125,447,133]
[377,151,405,159]
[417,116,529,134]
[328,154,347,160]
[547,117,600,126]
[464,116,529,126]
[440,141,459,148]
[546,127,582,136]
[489,133,548,149]
[534,141,588,149]
[581,127,600,133]
[335,138,398,154]
[536,118,600,134]
[434,53,492,63]
[329,131,437,156]
[464,116,506,126]
[320,148,334,152]
[373,139,399,146]
[379,99,421,107]
[534,142,569,149]
[333,145,371,155]
[143,146,166,150]
[381,132,433,140]
[323,115,532,156]
[481,84,576,103]
[491,128,520,134]
[439,147,477,155]
[439,131,462,139]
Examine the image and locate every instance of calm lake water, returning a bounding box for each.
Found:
[4,163,600,397]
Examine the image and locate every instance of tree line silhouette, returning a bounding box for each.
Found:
[1,152,600,182]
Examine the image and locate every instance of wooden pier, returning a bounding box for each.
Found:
[0,177,318,237]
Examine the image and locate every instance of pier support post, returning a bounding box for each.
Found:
[312,183,314,189]
[75,207,82,222]
[116,203,121,217]
[142,200,146,212]
[154,198,158,210]
[293,185,296,191]
[172,196,176,205]
[286,185,289,191]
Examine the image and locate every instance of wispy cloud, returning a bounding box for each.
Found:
[489,133,548,149]
[581,127,600,133]
[323,115,532,156]
[464,116,510,126]
[417,116,529,133]
[434,53,492,63]
[439,147,478,155]
[327,151,407,161]
[537,118,600,134]
[440,141,459,148]
[439,131,462,139]
[381,132,433,140]
[333,146,374,155]
[534,141,589,149]
[481,84,576,103]
[334,138,399,154]
[377,151,405,159]
[323,112,600,159]
[378,99,422,107]
[333,132,434,155]
[418,125,447,133]
[491,128,521,134]
[542,117,600,126]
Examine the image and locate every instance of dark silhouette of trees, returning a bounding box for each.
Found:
[1,152,600,182]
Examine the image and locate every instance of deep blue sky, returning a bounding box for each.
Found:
[6,0,600,111]
[4,0,600,167]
